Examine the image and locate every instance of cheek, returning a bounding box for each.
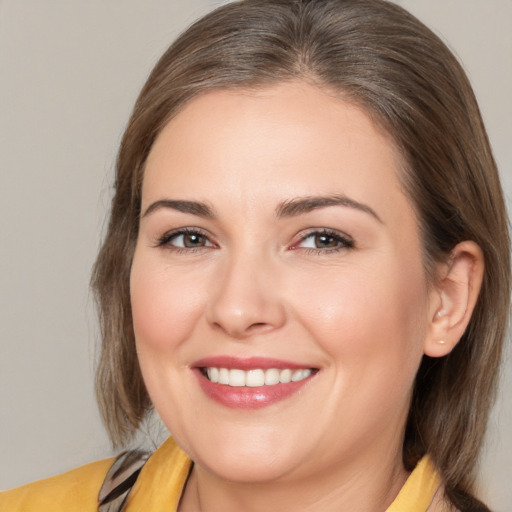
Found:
[130,253,204,353]
[129,250,207,431]
[289,257,428,372]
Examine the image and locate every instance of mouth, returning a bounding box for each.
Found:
[193,357,318,409]
[200,367,314,387]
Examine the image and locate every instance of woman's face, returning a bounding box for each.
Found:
[130,82,436,483]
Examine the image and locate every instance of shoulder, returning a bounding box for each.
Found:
[0,457,115,512]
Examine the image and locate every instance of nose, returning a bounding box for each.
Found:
[206,252,286,339]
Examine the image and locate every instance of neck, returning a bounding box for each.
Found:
[179,445,409,512]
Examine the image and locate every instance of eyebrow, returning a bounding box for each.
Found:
[142,199,215,219]
[276,194,382,223]
[142,194,382,223]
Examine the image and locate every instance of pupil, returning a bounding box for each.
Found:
[315,234,336,248]
[184,234,204,247]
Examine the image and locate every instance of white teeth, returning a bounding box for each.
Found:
[279,369,292,384]
[292,369,312,381]
[218,368,230,385]
[229,369,246,387]
[207,367,219,383]
[204,367,314,387]
[246,369,265,387]
[264,368,280,385]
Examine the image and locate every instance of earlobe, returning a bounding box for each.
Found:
[424,241,484,358]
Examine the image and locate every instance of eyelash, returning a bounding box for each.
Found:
[155,228,214,253]
[155,228,354,254]
[294,229,355,254]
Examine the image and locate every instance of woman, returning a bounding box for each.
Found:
[1,0,509,510]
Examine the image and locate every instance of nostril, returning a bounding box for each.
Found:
[247,322,273,332]
[206,283,287,337]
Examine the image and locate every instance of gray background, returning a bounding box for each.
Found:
[0,1,510,510]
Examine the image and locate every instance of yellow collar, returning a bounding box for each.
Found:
[386,456,441,511]
[125,437,440,512]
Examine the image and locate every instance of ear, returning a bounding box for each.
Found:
[424,241,484,358]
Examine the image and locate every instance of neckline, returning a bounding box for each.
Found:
[124,437,440,512]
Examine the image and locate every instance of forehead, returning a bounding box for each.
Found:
[142,82,411,226]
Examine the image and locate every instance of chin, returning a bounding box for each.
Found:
[199,453,299,484]
[181,428,307,484]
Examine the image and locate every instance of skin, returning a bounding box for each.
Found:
[130,82,483,512]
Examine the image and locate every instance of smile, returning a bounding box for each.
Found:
[202,367,314,387]
[193,357,318,409]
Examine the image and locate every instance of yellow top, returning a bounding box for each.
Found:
[0,437,440,511]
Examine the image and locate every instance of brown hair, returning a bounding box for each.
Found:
[92,0,510,508]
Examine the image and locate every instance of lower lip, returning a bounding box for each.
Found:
[194,370,314,409]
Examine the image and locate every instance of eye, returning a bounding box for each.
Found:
[157,228,215,250]
[294,229,354,252]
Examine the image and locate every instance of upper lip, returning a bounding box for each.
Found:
[192,356,316,370]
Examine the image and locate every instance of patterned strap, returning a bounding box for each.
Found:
[98,449,151,512]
